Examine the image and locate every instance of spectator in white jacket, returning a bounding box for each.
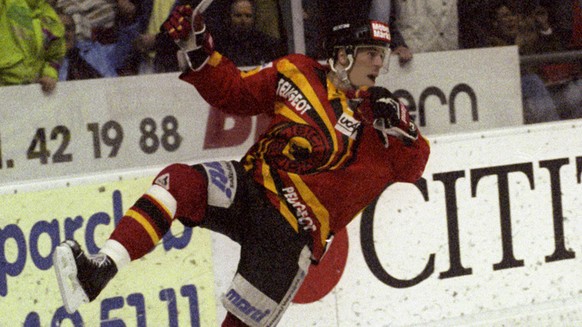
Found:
[392,0,459,52]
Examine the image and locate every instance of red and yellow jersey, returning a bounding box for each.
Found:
[180,52,430,260]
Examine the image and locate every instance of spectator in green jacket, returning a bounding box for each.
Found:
[0,0,66,93]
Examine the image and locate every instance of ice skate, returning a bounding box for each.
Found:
[53,240,118,313]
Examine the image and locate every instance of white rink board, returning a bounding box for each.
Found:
[1,120,580,325]
[378,46,523,135]
[0,46,522,188]
[0,74,256,188]
[1,45,576,326]
[209,120,582,326]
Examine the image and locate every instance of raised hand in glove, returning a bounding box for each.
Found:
[162,4,214,71]
[367,86,418,147]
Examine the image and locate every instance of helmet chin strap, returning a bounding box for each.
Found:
[328,53,355,90]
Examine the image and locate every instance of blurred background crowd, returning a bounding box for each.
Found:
[1,0,580,123]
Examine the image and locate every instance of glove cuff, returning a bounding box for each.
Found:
[177,49,210,72]
[373,119,419,147]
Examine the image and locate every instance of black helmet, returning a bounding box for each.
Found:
[324,20,391,60]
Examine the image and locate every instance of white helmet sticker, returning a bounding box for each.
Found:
[370,20,391,42]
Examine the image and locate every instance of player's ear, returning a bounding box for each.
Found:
[336,48,349,67]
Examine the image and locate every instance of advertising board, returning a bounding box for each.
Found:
[0,47,522,188]
[0,178,217,326]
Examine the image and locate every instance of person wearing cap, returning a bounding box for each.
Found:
[53,5,430,327]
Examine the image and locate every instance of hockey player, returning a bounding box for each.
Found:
[53,4,430,326]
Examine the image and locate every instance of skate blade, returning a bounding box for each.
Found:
[53,244,90,314]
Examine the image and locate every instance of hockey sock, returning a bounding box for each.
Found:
[109,184,177,261]
[108,163,208,262]
[100,239,131,269]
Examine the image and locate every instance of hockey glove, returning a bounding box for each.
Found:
[368,86,418,147]
[162,4,214,71]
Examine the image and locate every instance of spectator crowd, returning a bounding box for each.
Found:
[1,0,580,122]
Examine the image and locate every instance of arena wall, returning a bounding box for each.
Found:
[1,46,580,326]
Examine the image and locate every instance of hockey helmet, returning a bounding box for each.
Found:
[324,19,391,60]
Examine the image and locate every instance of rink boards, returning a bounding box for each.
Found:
[0,46,580,326]
[1,120,581,326]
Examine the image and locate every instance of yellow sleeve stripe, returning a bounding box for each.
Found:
[126,209,160,244]
[240,65,263,78]
[208,52,223,67]
[421,135,431,147]
[288,173,330,245]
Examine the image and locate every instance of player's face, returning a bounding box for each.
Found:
[349,46,387,87]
